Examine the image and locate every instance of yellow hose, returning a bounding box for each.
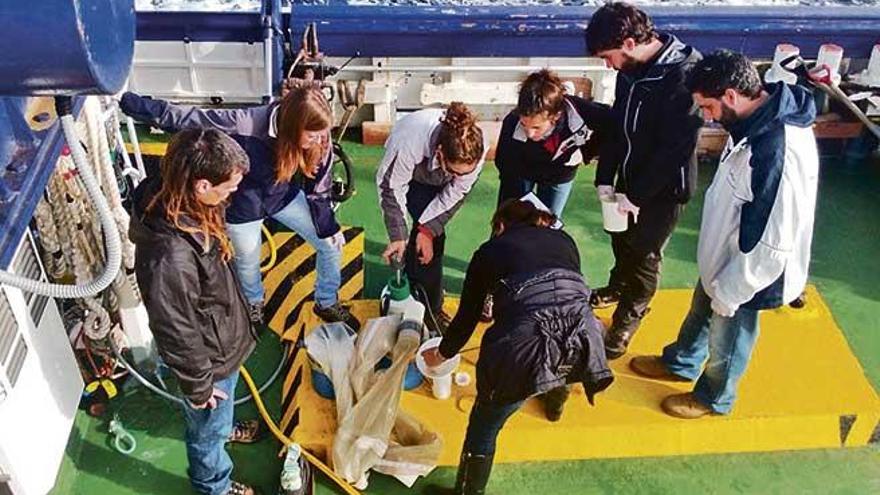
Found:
[238,366,360,495]
[260,224,277,274]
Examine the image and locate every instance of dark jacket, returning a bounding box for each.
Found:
[129,177,257,405]
[496,95,613,185]
[120,92,339,236]
[595,34,703,207]
[439,225,613,405]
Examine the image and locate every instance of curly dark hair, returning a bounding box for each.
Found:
[584,2,656,55]
[438,101,484,165]
[686,50,763,99]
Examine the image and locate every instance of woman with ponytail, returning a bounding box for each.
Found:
[376,102,487,334]
[495,69,612,218]
[120,85,358,329]
[129,129,258,495]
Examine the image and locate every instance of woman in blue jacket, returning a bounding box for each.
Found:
[121,86,357,329]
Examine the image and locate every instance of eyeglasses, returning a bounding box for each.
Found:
[438,153,471,177]
[304,130,325,143]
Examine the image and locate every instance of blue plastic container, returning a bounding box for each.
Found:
[311,366,336,400]
[0,0,135,95]
[310,357,423,400]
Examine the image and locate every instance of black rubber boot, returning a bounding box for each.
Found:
[589,286,621,309]
[453,451,495,495]
[538,385,571,422]
[604,328,633,360]
[604,306,651,360]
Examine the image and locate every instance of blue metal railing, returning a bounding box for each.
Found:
[285,6,880,58]
[136,5,880,59]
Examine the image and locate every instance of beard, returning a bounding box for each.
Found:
[618,53,643,74]
[717,103,740,130]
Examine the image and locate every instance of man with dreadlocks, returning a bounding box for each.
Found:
[129,129,258,495]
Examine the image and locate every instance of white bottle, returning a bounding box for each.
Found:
[279,443,302,492]
[380,273,426,339]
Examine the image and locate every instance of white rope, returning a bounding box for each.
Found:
[86,97,136,272]
[33,199,67,279]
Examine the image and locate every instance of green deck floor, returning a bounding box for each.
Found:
[52,136,880,494]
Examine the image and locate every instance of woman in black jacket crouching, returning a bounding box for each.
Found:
[421,200,613,495]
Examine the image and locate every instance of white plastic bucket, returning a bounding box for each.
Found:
[764,43,800,85]
[415,337,460,400]
[601,197,628,232]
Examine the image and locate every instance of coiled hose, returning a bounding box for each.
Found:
[0,96,121,298]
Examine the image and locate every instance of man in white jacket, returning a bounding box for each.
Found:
[629,50,819,419]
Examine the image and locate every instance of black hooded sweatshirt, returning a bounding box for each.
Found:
[595,33,704,207]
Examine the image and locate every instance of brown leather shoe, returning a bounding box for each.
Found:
[661,392,715,419]
[629,356,690,382]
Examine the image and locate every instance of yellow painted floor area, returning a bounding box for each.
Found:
[283,285,879,466]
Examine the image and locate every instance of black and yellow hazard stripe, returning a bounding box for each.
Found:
[279,338,308,441]
[262,221,364,442]
[261,221,364,339]
[839,413,880,447]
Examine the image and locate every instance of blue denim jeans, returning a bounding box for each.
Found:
[661,281,760,414]
[497,176,574,219]
[226,191,341,308]
[462,399,524,455]
[181,371,239,495]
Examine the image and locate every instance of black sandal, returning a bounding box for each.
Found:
[226,480,255,495]
[228,419,262,444]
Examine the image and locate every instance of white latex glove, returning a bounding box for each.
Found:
[616,194,640,223]
[711,297,737,318]
[596,185,615,202]
[328,231,346,250]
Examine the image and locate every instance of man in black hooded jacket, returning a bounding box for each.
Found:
[585,2,704,359]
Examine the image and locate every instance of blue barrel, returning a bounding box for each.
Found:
[0,0,135,95]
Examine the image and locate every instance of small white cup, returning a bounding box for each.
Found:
[601,197,628,232]
[432,374,453,400]
[416,337,461,400]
